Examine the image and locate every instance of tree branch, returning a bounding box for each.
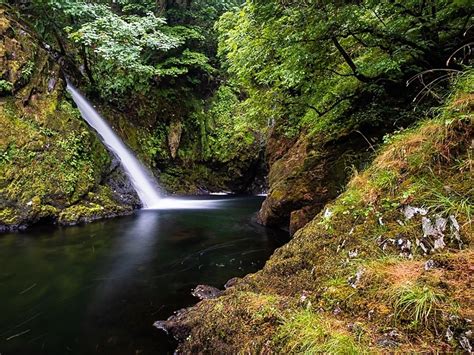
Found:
[307,93,356,117]
[331,37,371,83]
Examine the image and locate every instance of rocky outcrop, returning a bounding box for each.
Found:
[168,117,182,159]
[258,127,374,234]
[191,285,223,300]
[0,9,138,231]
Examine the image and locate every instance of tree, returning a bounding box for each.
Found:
[67,5,179,95]
[216,0,473,131]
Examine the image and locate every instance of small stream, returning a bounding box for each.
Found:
[0,196,287,354]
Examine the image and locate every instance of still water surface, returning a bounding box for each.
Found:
[0,197,287,354]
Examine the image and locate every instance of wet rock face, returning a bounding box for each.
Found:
[154,308,191,342]
[257,133,316,231]
[224,277,240,289]
[104,158,141,209]
[289,206,314,236]
[258,129,372,235]
[154,284,225,342]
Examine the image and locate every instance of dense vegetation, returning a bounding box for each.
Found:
[218,0,470,129]
[5,0,261,194]
[1,0,473,352]
[5,1,471,179]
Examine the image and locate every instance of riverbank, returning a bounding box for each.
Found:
[158,74,473,353]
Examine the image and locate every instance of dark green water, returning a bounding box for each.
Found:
[0,197,287,355]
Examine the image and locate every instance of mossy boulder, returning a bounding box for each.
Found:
[0,9,139,231]
[258,127,373,234]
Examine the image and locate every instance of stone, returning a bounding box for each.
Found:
[377,328,401,348]
[224,277,240,289]
[348,269,364,289]
[417,216,445,253]
[191,285,223,300]
[459,335,472,352]
[47,77,56,92]
[424,259,437,270]
[446,327,454,342]
[376,338,399,348]
[289,206,314,236]
[348,249,358,258]
[403,206,428,220]
[422,216,446,239]
[154,308,191,341]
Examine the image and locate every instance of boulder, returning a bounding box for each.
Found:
[258,128,373,235]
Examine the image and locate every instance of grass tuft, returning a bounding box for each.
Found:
[275,309,367,354]
[392,282,445,329]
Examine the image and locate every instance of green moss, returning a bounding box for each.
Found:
[58,186,131,225]
[149,85,264,193]
[0,79,13,95]
[0,13,129,230]
[0,207,21,226]
[275,309,368,354]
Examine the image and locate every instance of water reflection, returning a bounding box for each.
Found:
[89,211,159,303]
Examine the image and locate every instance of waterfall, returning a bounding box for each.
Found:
[66,82,161,209]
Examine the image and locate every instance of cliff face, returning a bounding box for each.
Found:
[257,92,419,235]
[0,9,139,231]
[158,74,473,353]
[258,129,372,235]
[92,82,266,196]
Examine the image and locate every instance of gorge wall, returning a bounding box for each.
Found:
[0,9,139,231]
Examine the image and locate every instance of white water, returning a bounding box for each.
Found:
[67,82,166,208]
[67,83,223,210]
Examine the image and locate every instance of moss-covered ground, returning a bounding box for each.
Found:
[167,71,473,353]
